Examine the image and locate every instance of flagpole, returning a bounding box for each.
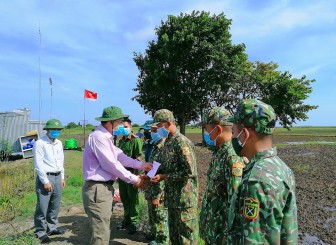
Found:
[84,91,86,146]
[49,78,53,119]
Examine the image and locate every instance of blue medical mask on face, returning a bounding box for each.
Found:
[122,127,131,136]
[203,127,218,146]
[113,125,125,136]
[49,130,61,138]
[150,132,162,143]
[157,125,169,138]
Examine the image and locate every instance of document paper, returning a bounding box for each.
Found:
[147,161,161,178]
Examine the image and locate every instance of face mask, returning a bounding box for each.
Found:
[122,127,131,136]
[203,127,218,146]
[49,130,61,138]
[150,132,162,143]
[157,125,169,138]
[232,129,246,154]
[113,125,124,136]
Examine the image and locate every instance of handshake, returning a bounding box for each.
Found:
[133,162,166,190]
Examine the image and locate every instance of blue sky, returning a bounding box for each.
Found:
[0,0,335,126]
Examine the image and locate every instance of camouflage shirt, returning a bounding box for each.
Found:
[200,141,245,244]
[145,138,166,202]
[228,147,298,244]
[161,130,198,209]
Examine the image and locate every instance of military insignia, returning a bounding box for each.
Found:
[243,198,260,220]
[232,161,245,177]
[182,145,190,156]
[55,122,59,125]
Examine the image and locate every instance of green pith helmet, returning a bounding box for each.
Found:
[43,119,64,130]
[95,106,129,122]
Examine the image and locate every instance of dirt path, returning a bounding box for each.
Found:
[43,203,148,245]
[0,202,148,245]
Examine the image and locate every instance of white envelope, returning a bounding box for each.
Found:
[147,161,161,178]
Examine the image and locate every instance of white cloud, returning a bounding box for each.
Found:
[124,25,156,42]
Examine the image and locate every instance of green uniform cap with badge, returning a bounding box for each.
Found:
[153,109,175,123]
[202,107,232,126]
[95,106,129,121]
[228,99,276,135]
[43,119,64,130]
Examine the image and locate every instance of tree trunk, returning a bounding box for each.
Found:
[200,109,205,145]
[179,116,187,135]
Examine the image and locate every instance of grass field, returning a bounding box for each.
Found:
[0,126,335,244]
[62,125,336,136]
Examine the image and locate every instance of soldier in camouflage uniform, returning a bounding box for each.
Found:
[227,99,298,244]
[144,125,169,245]
[199,107,246,245]
[150,109,199,245]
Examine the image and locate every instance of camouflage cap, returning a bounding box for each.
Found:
[153,109,175,123]
[202,107,232,126]
[227,99,276,135]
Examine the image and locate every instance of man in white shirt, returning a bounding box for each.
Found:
[33,119,65,243]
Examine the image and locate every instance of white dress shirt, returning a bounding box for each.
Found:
[33,134,65,184]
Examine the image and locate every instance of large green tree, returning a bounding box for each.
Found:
[133,11,247,134]
[211,61,318,128]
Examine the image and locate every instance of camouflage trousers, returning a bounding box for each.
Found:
[148,202,169,245]
[168,207,199,245]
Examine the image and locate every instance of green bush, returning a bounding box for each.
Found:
[0,139,13,162]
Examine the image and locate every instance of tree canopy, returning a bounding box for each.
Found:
[133,11,317,134]
[133,11,247,134]
[212,61,318,128]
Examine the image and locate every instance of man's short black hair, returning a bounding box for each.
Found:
[123,118,132,124]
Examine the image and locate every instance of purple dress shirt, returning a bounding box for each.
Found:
[83,125,142,184]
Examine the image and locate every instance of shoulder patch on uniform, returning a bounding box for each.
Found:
[243,198,260,220]
[232,161,245,177]
[182,145,191,156]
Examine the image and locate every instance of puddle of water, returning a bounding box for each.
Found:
[317,205,336,212]
[300,152,315,156]
[286,141,305,145]
[299,232,331,245]
[285,141,335,145]
[323,217,336,229]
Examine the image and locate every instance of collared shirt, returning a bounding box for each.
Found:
[82,125,142,184]
[33,134,64,184]
[228,147,298,244]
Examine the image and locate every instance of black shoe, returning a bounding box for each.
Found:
[39,235,51,243]
[117,221,129,230]
[144,233,155,240]
[128,224,137,235]
[48,228,65,236]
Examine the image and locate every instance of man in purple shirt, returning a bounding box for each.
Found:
[82,106,151,245]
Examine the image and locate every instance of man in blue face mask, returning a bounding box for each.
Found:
[33,119,65,243]
[144,125,169,245]
[227,99,298,245]
[150,109,199,244]
[117,118,144,234]
[199,107,246,245]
